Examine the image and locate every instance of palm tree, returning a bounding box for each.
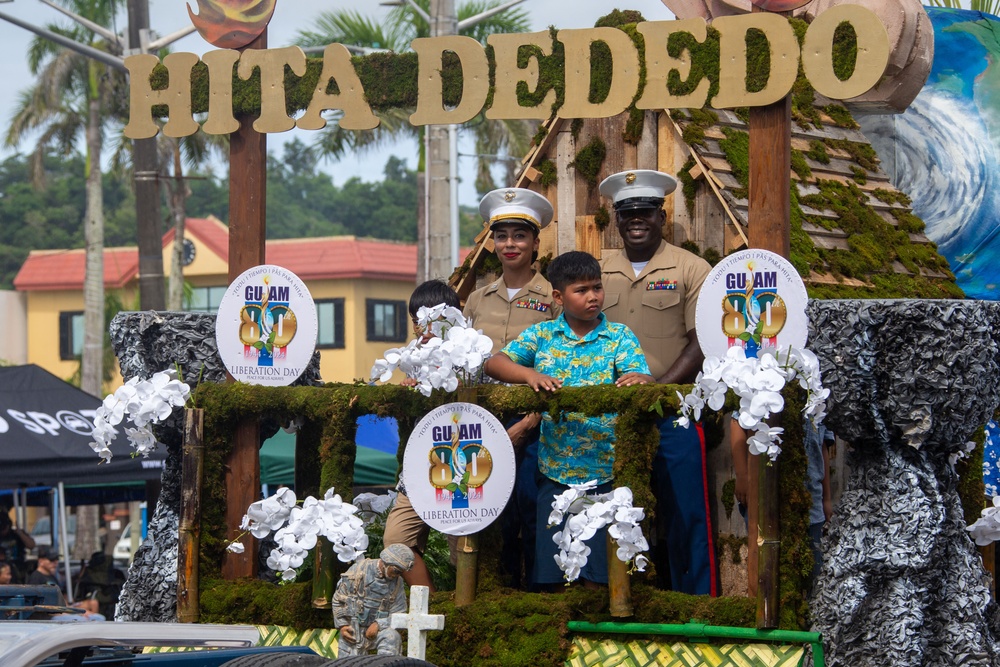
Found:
[5,0,126,400]
[109,124,228,311]
[297,0,536,195]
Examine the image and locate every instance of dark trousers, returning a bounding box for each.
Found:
[499,427,539,589]
[652,417,717,595]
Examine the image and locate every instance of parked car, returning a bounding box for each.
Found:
[29,516,76,557]
[0,584,438,666]
[112,523,136,567]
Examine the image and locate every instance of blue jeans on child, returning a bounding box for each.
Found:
[534,474,612,585]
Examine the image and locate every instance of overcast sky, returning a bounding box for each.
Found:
[0,0,675,210]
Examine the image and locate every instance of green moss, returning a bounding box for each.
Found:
[681,240,701,256]
[718,127,750,189]
[716,533,747,565]
[849,166,867,185]
[827,139,879,172]
[832,22,858,81]
[537,159,558,187]
[702,247,721,267]
[722,478,736,518]
[678,157,698,218]
[478,251,502,278]
[776,390,814,629]
[805,140,830,165]
[531,124,549,146]
[594,10,646,28]
[570,136,607,189]
[682,124,706,148]
[871,188,912,207]
[745,28,771,93]
[893,210,925,234]
[689,108,719,128]
[790,150,811,182]
[595,205,611,231]
[624,106,646,145]
[822,104,859,129]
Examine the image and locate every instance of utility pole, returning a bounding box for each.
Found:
[419,0,525,280]
[425,0,457,281]
[127,0,166,311]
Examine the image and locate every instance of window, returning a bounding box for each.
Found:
[316,299,345,349]
[187,286,227,313]
[58,311,84,361]
[366,299,407,342]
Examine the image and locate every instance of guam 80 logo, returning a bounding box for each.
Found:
[720,260,787,358]
[428,412,493,509]
[239,274,297,367]
[404,402,514,535]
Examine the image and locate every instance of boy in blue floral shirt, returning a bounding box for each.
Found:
[484,251,652,587]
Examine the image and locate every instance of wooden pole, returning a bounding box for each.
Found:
[454,534,480,607]
[312,539,336,609]
[746,452,759,599]
[748,84,791,629]
[607,533,633,617]
[177,408,204,622]
[454,386,479,606]
[222,28,267,581]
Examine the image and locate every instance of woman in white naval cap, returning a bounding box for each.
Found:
[464,187,561,590]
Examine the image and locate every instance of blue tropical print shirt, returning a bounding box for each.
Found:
[501,313,650,485]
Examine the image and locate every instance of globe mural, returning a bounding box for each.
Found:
[859,7,1000,301]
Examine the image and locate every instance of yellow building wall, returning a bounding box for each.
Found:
[22,268,416,389]
[25,288,132,392]
[163,234,229,281]
[309,278,416,384]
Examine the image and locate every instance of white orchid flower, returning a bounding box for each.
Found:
[548,485,650,582]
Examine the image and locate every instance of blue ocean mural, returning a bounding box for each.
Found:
[859,7,1000,300]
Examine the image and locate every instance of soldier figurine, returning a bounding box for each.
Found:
[332,544,415,657]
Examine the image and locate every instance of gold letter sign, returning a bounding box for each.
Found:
[123,6,891,139]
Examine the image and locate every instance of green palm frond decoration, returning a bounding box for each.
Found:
[926,0,1000,16]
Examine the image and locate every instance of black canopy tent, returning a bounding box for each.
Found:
[0,365,166,489]
[0,365,168,600]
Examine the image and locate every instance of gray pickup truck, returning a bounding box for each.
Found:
[0,585,435,667]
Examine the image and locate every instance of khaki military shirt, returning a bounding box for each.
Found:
[601,240,711,379]
[464,272,560,353]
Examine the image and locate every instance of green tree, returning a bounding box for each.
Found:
[296,0,536,194]
[5,0,126,399]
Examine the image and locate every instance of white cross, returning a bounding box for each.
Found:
[390,585,445,660]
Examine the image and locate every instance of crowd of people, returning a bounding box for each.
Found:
[379,169,720,594]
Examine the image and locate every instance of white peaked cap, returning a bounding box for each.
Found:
[479,188,554,232]
[599,169,678,210]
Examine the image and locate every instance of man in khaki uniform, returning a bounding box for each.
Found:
[599,169,717,596]
[464,187,560,589]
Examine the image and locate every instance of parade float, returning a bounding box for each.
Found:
[101,1,1000,665]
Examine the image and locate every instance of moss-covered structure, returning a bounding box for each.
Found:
[192,381,816,663]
